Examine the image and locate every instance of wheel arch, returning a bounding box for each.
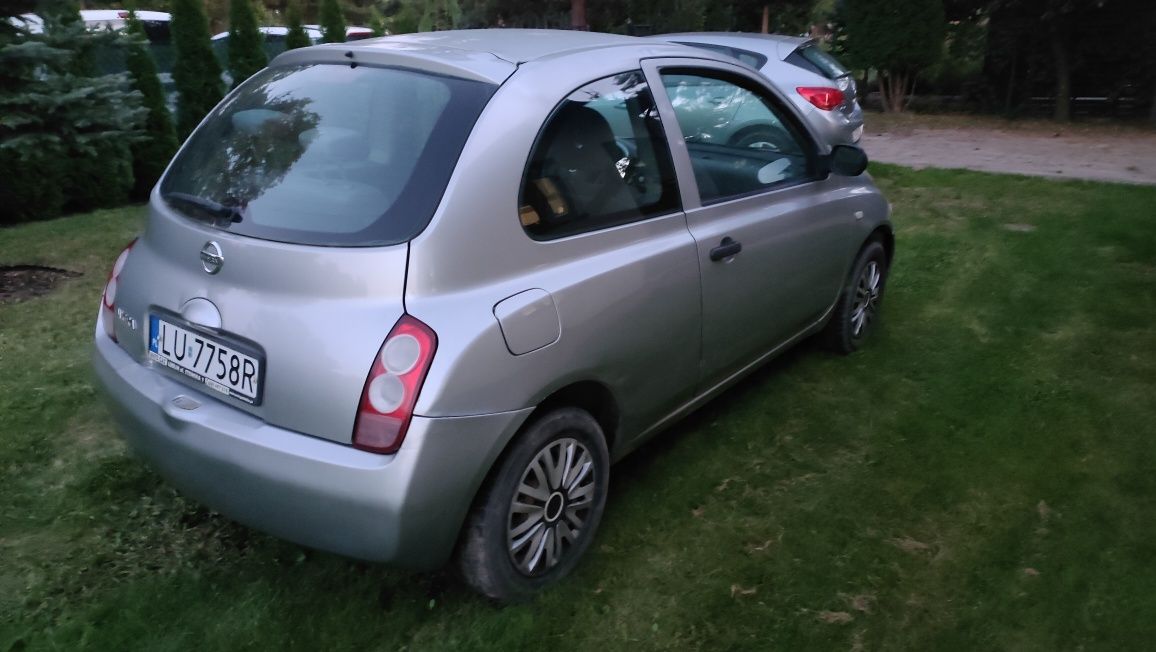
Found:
[866,224,895,264]
[459,379,620,531]
[527,381,620,455]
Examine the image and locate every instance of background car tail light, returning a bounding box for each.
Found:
[353,315,437,454]
[101,239,137,342]
[797,86,845,111]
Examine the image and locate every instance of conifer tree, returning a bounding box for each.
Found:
[42,0,139,211]
[369,9,386,36]
[0,1,145,221]
[227,0,266,87]
[284,0,311,50]
[171,0,223,137]
[418,0,461,32]
[124,10,178,199]
[320,0,345,43]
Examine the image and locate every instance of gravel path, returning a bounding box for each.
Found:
[862,124,1156,186]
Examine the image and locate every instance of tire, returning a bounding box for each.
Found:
[456,408,610,602]
[822,240,889,354]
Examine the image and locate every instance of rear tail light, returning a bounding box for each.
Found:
[352,315,437,454]
[100,238,137,342]
[797,86,845,111]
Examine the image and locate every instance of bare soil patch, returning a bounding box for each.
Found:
[0,265,82,303]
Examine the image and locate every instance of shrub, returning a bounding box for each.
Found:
[0,149,67,223]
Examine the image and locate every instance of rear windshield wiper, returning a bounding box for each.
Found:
[164,192,245,225]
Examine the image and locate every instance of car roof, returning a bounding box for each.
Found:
[654,32,812,61]
[272,28,708,86]
[362,29,650,65]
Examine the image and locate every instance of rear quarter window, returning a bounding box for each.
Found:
[160,64,495,246]
[519,72,680,240]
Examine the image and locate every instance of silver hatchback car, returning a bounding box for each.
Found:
[654,33,865,146]
[93,29,892,601]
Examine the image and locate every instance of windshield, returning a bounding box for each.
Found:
[160,64,495,246]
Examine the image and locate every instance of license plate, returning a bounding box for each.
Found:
[148,315,262,404]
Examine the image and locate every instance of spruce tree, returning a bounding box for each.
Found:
[284,0,311,50]
[320,0,345,43]
[0,3,145,221]
[125,11,179,199]
[227,0,266,88]
[42,0,140,212]
[171,0,223,137]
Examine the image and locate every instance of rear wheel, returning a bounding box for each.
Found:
[457,408,609,602]
[822,240,888,354]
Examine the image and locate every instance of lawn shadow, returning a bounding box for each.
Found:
[608,335,826,499]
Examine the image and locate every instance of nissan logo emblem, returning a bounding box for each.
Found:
[200,241,224,274]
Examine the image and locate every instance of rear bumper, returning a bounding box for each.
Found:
[807,101,865,146]
[92,330,532,570]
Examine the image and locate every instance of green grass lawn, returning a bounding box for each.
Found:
[2,166,1155,650]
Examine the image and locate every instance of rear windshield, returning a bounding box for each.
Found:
[788,44,849,81]
[160,64,495,246]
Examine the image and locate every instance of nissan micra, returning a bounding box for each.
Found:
[93,29,893,601]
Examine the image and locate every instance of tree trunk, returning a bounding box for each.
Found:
[883,71,908,113]
[1004,47,1017,115]
[761,5,769,34]
[1049,20,1071,122]
[570,0,587,30]
[1150,85,1156,128]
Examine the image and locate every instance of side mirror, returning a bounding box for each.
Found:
[826,144,868,177]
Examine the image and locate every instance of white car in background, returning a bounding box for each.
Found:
[210,25,376,47]
[8,9,172,34]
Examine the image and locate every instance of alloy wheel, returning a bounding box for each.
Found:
[851,260,882,337]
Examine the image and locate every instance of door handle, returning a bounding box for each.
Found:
[709,237,742,261]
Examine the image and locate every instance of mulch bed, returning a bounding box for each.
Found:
[0,265,83,303]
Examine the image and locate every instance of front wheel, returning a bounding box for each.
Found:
[822,240,889,354]
[456,408,609,602]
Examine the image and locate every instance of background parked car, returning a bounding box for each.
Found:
[652,33,864,146]
[211,25,376,85]
[10,10,178,112]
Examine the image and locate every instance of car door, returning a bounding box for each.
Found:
[643,58,853,389]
